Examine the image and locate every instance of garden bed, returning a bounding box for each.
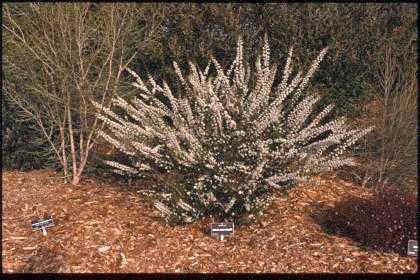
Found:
[2,170,416,273]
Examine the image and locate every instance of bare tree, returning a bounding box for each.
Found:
[2,3,141,184]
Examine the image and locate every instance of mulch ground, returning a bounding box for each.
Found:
[2,169,417,273]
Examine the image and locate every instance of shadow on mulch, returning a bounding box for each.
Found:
[18,246,68,273]
[309,185,417,256]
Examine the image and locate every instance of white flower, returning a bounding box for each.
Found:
[95,33,372,224]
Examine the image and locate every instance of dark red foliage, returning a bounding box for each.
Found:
[313,185,417,255]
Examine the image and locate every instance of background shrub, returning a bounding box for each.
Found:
[2,92,57,171]
[127,3,416,117]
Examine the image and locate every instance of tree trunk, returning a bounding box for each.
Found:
[72,174,81,185]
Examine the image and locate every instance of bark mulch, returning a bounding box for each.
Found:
[2,170,417,273]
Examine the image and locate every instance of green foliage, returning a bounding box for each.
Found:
[2,94,57,170]
[128,3,416,117]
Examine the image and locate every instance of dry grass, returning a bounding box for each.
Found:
[351,42,417,191]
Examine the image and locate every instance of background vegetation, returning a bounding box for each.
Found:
[2,3,417,191]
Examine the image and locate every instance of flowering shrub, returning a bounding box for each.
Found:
[94,34,372,224]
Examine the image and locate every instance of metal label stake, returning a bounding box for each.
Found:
[210,222,234,241]
[31,216,54,236]
[407,240,418,257]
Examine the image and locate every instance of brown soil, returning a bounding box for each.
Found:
[2,170,417,273]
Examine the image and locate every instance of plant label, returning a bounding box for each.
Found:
[407,240,417,257]
[210,222,234,240]
[31,216,54,236]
